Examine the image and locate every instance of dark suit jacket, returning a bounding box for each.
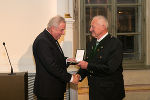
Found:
[78,34,125,100]
[33,29,71,99]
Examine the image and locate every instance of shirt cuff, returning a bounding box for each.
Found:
[70,75,73,82]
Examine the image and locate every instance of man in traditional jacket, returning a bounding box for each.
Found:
[77,15,125,100]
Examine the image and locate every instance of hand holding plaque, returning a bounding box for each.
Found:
[68,50,85,65]
[75,50,85,62]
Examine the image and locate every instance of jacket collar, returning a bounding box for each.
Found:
[44,29,57,43]
[43,29,64,56]
[97,34,111,46]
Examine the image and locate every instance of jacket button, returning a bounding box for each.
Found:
[99,56,102,59]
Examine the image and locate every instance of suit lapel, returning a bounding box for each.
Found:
[44,29,64,57]
[87,34,111,60]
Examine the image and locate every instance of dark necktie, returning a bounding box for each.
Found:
[93,41,99,53]
[56,41,64,54]
[88,41,99,60]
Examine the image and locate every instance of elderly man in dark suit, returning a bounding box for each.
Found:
[32,15,79,100]
[77,15,125,100]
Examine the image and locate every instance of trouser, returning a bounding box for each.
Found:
[37,96,64,100]
[89,85,125,100]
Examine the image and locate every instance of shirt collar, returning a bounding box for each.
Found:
[46,28,50,33]
[97,32,108,42]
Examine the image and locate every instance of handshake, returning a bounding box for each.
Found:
[67,58,88,84]
[71,74,80,85]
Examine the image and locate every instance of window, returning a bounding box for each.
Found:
[80,0,146,68]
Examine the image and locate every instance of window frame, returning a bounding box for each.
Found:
[79,0,146,69]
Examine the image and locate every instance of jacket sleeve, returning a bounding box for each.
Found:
[77,68,88,82]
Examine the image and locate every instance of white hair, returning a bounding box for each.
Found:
[93,15,109,28]
[47,15,66,29]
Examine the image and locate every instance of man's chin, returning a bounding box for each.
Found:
[57,36,62,40]
[91,34,96,38]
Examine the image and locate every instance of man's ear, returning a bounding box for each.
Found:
[102,25,106,31]
[51,26,54,30]
[51,26,56,32]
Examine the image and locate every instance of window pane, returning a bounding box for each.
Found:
[86,7,108,33]
[117,7,137,33]
[117,0,139,4]
[81,0,145,65]
[118,35,134,53]
[118,35,141,60]
[86,35,93,48]
[85,0,108,4]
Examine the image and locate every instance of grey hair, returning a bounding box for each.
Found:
[93,15,109,28]
[47,15,66,29]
